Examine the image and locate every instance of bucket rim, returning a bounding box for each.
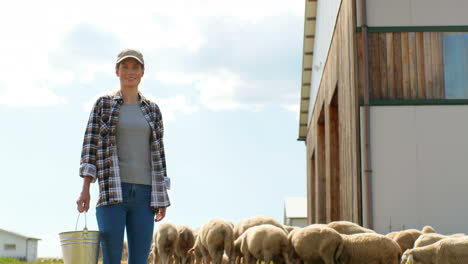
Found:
[59,230,100,235]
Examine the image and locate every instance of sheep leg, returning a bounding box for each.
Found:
[243,253,256,264]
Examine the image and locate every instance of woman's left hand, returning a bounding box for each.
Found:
[155,207,166,222]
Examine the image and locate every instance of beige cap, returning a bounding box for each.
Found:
[116,49,144,65]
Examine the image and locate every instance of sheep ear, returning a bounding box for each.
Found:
[407,254,413,264]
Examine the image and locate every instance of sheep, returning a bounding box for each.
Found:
[233,216,286,239]
[336,233,401,264]
[191,218,234,264]
[414,233,466,248]
[326,221,376,235]
[191,234,207,264]
[148,243,155,264]
[288,224,342,264]
[388,226,437,252]
[422,226,436,234]
[234,224,290,264]
[176,225,196,264]
[283,225,299,234]
[391,229,423,253]
[154,222,180,264]
[401,236,468,264]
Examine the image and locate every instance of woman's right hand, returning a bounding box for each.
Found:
[77,176,93,212]
[76,190,91,212]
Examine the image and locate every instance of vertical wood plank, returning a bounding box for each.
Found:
[394,33,403,99]
[356,32,364,101]
[316,113,326,224]
[401,32,411,98]
[379,33,388,99]
[387,33,395,99]
[424,32,434,99]
[369,33,381,99]
[416,32,426,98]
[408,32,418,98]
[308,151,316,224]
[431,33,443,99]
[440,33,446,98]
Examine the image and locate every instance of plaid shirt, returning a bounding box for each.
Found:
[79,91,170,210]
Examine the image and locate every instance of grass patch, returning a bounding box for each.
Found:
[0,258,64,264]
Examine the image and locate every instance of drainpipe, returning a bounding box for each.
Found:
[360,0,373,229]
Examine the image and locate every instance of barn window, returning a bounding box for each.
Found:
[4,243,16,250]
[443,33,468,98]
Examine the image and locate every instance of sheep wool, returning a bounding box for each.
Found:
[327,221,376,235]
[337,233,401,264]
[288,224,342,264]
[154,222,180,264]
[198,218,235,264]
[233,216,286,239]
[402,236,468,264]
[234,224,290,264]
[175,225,196,264]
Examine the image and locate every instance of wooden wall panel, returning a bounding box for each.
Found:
[306,0,360,224]
[357,32,445,101]
[408,32,419,98]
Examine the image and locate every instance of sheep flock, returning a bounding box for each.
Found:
[144,216,468,264]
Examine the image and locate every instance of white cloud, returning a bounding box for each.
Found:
[0,0,303,108]
[82,89,197,123]
[155,69,298,112]
[145,94,199,122]
[0,83,68,107]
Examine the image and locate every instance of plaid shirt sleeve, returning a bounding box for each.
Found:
[79,97,101,183]
[154,104,170,189]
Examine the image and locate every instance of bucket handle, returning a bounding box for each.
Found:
[75,212,88,232]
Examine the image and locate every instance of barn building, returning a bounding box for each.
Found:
[283,197,308,227]
[298,0,468,234]
[0,228,40,262]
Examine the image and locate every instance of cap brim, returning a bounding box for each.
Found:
[116,55,144,65]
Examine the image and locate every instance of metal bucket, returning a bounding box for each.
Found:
[59,213,100,264]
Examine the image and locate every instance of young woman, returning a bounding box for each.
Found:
[76,49,171,264]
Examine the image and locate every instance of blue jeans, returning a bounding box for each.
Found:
[96,183,155,264]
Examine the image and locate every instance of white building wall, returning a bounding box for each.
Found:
[0,231,27,260]
[290,218,308,228]
[26,240,38,262]
[308,0,341,125]
[356,0,468,27]
[360,105,468,234]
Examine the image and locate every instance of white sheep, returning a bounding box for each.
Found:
[191,234,207,264]
[401,236,468,264]
[422,226,436,234]
[283,225,299,234]
[288,224,342,264]
[414,233,465,248]
[193,218,234,264]
[390,229,423,253]
[234,224,290,264]
[327,221,376,235]
[176,225,196,264]
[154,222,179,264]
[336,233,401,264]
[233,216,286,239]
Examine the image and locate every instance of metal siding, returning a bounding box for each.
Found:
[361,105,468,234]
[308,0,342,125]
[357,0,468,27]
[0,231,27,259]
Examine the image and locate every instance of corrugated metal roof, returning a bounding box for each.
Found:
[284,196,307,218]
[0,228,41,240]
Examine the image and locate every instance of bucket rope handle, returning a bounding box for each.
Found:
[75,212,88,231]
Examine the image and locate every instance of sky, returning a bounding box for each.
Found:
[0,0,306,258]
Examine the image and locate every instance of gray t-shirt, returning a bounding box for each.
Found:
[116,104,152,185]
